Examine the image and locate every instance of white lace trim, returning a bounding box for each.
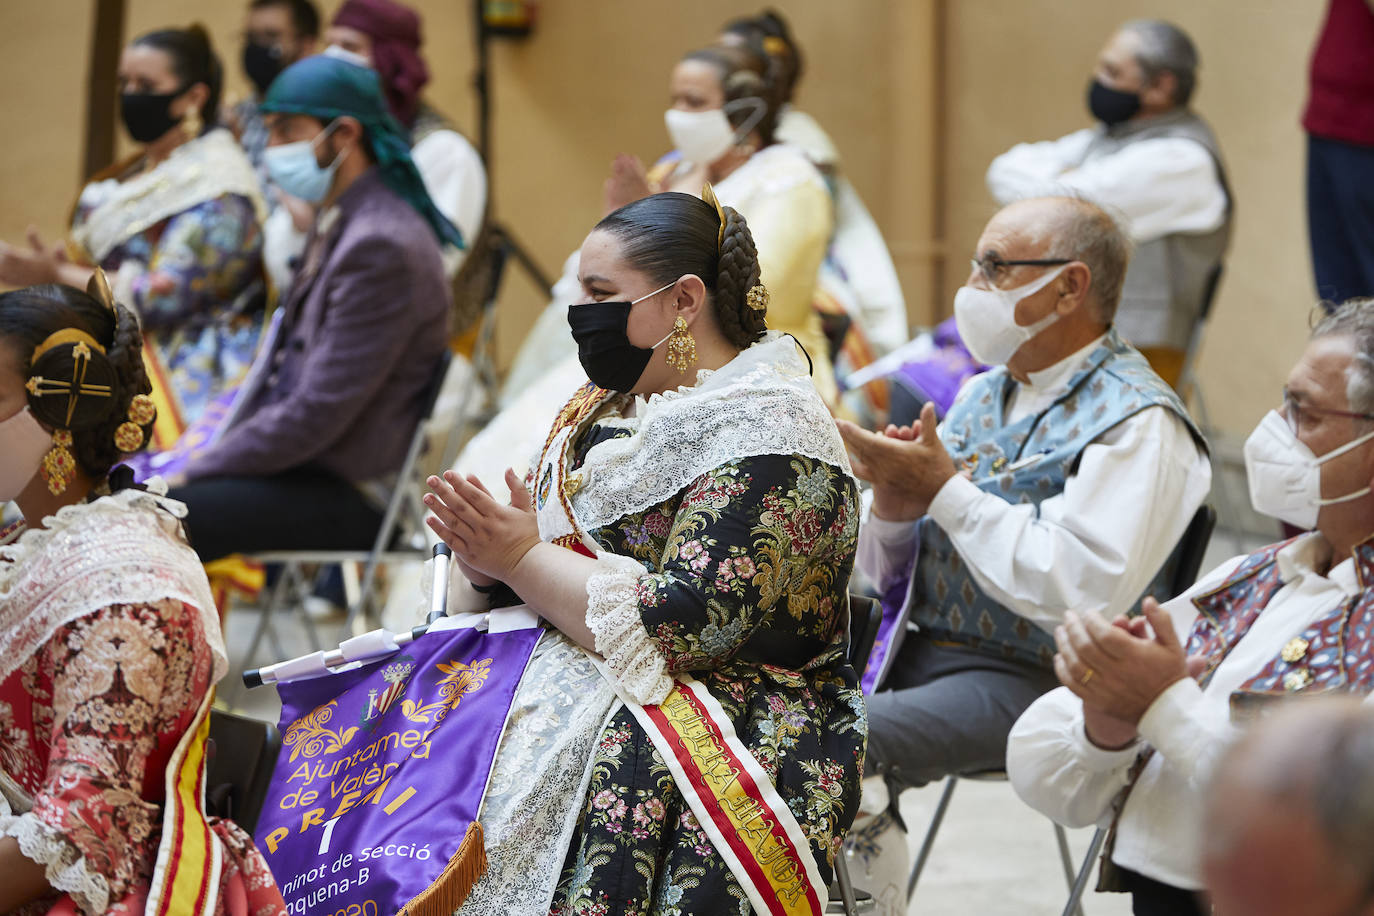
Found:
[71,128,266,262]
[0,482,225,684]
[569,332,853,533]
[586,552,672,706]
[460,633,620,916]
[1,812,110,914]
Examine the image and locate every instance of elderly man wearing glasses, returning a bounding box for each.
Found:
[834,195,1210,908]
[1008,297,1374,914]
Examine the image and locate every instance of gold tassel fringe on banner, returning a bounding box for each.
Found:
[398,821,488,916]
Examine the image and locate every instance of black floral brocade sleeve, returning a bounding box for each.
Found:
[596,453,860,675]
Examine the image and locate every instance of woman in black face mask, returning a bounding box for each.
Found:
[422,191,866,914]
[0,23,268,462]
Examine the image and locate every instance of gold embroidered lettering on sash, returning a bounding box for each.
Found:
[659,688,809,905]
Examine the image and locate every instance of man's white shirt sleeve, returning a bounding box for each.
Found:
[924,404,1210,632]
[986,129,1227,243]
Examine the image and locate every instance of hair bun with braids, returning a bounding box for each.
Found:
[714,205,768,349]
[0,282,155,486]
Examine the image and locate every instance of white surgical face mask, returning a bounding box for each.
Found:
[0,407,52,502]
[953,264,1068,366]
[664,97,766,166]
[1243,409,1374,529]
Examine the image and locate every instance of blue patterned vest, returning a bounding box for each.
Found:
[906,331,1203,668]
[1187,536,1374,706]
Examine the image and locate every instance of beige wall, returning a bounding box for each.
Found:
[0,1,1322,439]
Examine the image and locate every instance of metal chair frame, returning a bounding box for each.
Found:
[239,240,513,666]
[831,595,883,915]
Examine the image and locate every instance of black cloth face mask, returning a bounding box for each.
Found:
[567,281,677,392]
[1087,78,1142,126]
[243,41,287,96]
[120,89,187,144]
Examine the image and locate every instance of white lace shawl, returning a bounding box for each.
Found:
[0,482,225,685]
[71,128,266,263]
[569,331,853,534]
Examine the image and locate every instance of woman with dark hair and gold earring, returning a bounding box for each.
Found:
[0,275,286,915]
[0,23,267,452]
[426,192,864,915]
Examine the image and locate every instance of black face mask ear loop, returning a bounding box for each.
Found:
[783,333,815,377]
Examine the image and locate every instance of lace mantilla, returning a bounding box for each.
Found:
[570,333,853,532]
[586,552,672,705]
[0,482,225,684]
[1,812,110,914]
[460,633,620,916]
[72,128,266,262]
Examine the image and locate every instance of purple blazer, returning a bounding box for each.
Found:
[187,169,450,484]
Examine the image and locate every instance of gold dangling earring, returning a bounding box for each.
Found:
[40,430,77,496]
[183,105,202,138]
[664,316,697,373]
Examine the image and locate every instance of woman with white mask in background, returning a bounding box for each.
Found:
[498,41,837,439]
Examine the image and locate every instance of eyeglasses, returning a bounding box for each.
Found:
[1281,387,1374,435]
[970,255,1072,285]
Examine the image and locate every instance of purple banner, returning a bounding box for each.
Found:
[255,624,541,915]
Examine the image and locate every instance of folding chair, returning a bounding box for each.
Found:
[206,709,281,836]
[238,223,520,666]
[904,505,1217,915]
[830,594,884,915]
[242,349,458,664]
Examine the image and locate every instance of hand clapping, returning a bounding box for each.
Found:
[835,401,958,522]
[424,468,541,584]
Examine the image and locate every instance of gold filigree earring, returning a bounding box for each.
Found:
[664,317,697,372]
[40,430,77,496]
[183,106,202,137]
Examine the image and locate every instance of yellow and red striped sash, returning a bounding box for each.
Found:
[631,676,826,916]
[144,690,222,916]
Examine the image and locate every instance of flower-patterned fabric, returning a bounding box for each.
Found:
[73,188,265,430]
[0,599,284,916]
[547,420,866,915]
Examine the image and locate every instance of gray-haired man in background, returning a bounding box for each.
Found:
[986,19,1231,387]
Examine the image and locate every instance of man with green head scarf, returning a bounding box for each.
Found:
[169,52,452,563]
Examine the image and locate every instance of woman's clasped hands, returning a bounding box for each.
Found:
[425,467,541,586]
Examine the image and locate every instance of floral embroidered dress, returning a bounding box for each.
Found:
[458,333,866,916]
[0,484,285,916]
[70,129,268,440]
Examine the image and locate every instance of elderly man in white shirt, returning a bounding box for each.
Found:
[835,195,1210,912]
[986,19,1230,386]
[1008,298,1374,916]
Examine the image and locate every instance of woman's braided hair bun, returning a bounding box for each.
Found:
[714,204,767,349]
[1,275,155,484]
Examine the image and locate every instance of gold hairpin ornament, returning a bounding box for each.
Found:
[114,394,156,453]
[702,182,726,251]
[747,284,770,313]
[27,329,113,426]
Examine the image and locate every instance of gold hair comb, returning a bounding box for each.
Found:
[701,183,726,251]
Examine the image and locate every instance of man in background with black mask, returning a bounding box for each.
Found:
[986,20,1230,388]
[227,0,320,190]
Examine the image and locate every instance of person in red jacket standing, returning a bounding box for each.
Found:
[1305,0,1374,306]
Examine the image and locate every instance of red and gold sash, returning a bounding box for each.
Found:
[627,676,826,916]
[144,689,222,916]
